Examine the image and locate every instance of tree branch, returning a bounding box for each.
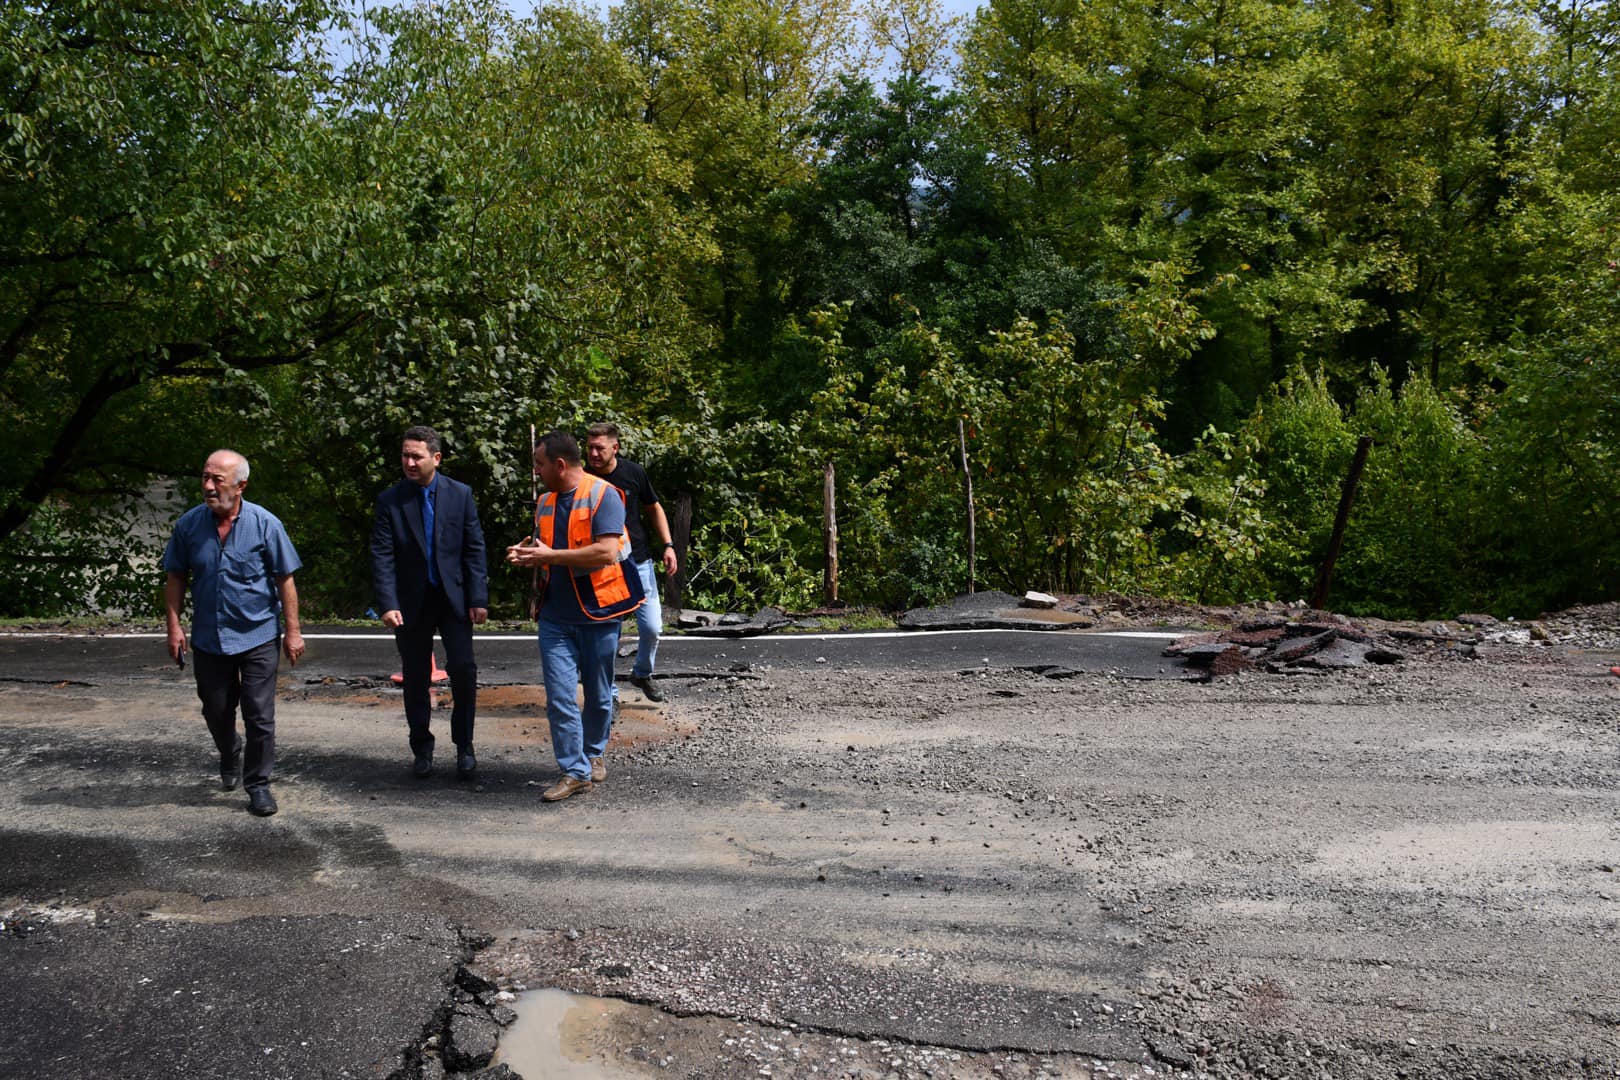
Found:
[0,308,370,543]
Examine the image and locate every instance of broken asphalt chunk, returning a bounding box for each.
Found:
[1168,618,1405,677]
[443,1011,500,1072]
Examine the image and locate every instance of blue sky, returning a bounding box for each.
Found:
[336,0,987,76]
[341,0,987,38]
[500,0,985,26]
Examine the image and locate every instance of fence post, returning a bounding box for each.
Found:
[824,461,838,605]
[958,419,976,594]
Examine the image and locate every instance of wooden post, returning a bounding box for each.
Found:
[958,418,976,594]
[1310,435,1374,610]
[527,424,539,620]
[823,461,839,605]
[665,491,692,613]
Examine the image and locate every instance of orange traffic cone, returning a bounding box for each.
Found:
[390,652,450,685]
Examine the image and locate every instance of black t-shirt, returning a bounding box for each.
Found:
[588,458,661,562]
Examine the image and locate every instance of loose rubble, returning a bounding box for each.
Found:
[1165,617,1406,677]
[900,590,1094,630]
[683,606,794,637]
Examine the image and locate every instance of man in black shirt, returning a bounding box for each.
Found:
[584,423,678,702]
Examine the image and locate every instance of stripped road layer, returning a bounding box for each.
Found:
[0,630,1617,1079]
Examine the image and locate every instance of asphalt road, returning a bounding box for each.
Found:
[0,624,1190,685]
[0,624,1187,1080]
[4,626,1612,1080]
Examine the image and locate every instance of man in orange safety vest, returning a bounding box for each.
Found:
[506,430,644,802]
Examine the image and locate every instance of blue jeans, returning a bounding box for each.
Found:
[538,618,621,781]
[631,558,661,679]
[608,559,661,702]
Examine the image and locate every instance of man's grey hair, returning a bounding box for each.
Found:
[207,450,250,484]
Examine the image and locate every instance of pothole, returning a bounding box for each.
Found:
[494,988,661,1078]
[477,985,1176,1080]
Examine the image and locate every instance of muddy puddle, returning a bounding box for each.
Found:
[494,989,662,1078]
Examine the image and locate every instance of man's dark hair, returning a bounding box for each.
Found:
[537,430,581,464]
[585,422,620,442]
[402,426,442,455]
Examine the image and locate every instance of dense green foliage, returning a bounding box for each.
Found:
[3,0,1616,619]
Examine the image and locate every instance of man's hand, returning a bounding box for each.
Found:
[277,575,304,667]
[164,572,188,665]
[469,607,489,625]
[506,539,551,568]
[661,545,678,575]
[381,609,404,629]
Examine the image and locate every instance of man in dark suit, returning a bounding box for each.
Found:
[372,426,490,780]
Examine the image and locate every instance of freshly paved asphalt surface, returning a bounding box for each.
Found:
[0,624,1190,685]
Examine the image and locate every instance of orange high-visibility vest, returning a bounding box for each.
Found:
[534,475,645,621]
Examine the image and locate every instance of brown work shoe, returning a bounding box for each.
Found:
[590,756,607,782]
[541,775,592,802]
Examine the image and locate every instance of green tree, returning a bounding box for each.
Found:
[1,0,369,542]
[242,0,720,613]
[1,0,719,615]
[610,0,872,370]
[957,0,1550,440]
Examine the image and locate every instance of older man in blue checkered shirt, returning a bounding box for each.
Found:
[163,449,304,817]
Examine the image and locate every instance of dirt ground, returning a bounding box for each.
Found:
[3,603,1619,1080]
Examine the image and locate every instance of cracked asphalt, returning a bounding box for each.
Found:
[1,620,1618,1079]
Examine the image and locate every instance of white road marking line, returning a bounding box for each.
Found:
[0,628,1190,641]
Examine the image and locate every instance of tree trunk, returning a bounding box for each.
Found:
[1311,436,1375,610]
[665,491,692,613]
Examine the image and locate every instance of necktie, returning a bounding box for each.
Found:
[423,484,438,586]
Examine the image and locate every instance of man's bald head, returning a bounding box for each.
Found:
[201,450,250,521]
[205,450,250,485]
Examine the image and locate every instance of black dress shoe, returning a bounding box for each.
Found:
[456,749,476,780]
[220,743,243,791]
[247,786,277,817]
[413,750,433,778]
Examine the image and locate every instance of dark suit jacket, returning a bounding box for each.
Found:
[371,474,489,624]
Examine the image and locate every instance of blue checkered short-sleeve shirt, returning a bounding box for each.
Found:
[162,500,302,655]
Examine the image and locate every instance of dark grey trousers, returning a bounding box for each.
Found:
[394,585,477,756]
[192,638,280,790]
